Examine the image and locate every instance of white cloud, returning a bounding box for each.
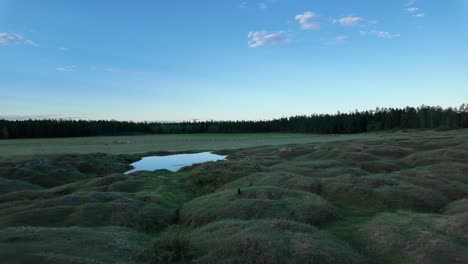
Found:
[0,33,37,46]
[336,36,348,41]
[0,114,83,121]
[239,2,248,9]
[55,65,77,72]
[405,7,424,17]
[333,16,364,26]
[58,47,69,51]
[360,30,400,39]
[248,31,291,48]
[406,7,419,13]
[295,11,320,30]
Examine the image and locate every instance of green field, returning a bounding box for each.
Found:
[0,130,467,263]
[0,133,385,157]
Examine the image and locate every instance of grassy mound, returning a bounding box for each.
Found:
[396,165,468,200]
[443,199,468,215]
[179,186,336,227]
[182,160,265,195]
[221,171,321,193]
[364,145,413,158]
[0,177,41,193]
[0,191,177,232]
[0,172,190,232]
[270,160,369,178]
[146,219,363,264]
[0,226,150,264]
[434,212,468,242]
[357,160,404,173]
[0,153,135,187]
[355,211,468,264]
[321,174,449,212]
[402,149,468,167]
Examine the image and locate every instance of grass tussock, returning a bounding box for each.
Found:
[1,129,468,263]
[0,153,136,187]
[355,211,468,264]
[145,219,363,264]
[221,171,321,193]
[179,186,336,227]
[0,226,150,264]
[182,160,265,195]
[0,172,190,232]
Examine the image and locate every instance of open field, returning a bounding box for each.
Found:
[1,130,464,158]
[0,133,386,157]
[0,129,467,263]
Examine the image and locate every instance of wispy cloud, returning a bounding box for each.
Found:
[333,16,364,26]
[58,47,69,51]
[239,2,248,9]
[335,36,348,41]
[405,7,424,17]
[55,65,77,72]
[360,30,400,39]
[295,11,320,30]
[406,7,419,13]
[405,0,419,7]
[0,33,37,46]
[0,114,83,121]
[248,31,291,48]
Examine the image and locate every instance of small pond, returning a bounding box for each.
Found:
[125,152,226,174]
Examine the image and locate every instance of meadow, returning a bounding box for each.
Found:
[0,129,467,263]
[0,133,382,157]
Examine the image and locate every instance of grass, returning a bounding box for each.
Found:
[144,219,364,264]
[0,171,191,233]
[0,226,150,264]
[0,133,386,157]
[179,186,336,227]
[0,153,137,187]
[0,129,467,263]
[354,211,468,264]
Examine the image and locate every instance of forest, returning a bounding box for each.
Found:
[1,105,468,139]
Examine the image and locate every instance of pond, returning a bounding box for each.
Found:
[124,152,226,174]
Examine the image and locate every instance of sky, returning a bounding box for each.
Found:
[1,0,467,121]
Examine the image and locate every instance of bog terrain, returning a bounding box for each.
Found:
[0,130,467,264]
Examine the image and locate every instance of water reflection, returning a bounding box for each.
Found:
[125,152,226,174]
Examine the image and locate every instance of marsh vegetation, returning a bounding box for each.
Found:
[0,130,467,263]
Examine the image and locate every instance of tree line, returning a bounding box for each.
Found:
[1,105,467,139]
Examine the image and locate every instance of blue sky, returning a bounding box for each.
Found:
[1,0,467,121]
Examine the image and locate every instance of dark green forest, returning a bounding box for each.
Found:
[1,105,467,139]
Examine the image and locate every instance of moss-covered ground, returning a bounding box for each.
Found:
[0,129,467,263]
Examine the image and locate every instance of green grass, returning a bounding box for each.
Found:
[0,133,385,157]
[354,211,468,264]
[0,129,467,263]
[0,226,150,264]
[179,186,337,227]
[0,171,191,233]
[144,219,364,264]
[0,153,137,187]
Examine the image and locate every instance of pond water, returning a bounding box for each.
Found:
[125,152,226,174]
